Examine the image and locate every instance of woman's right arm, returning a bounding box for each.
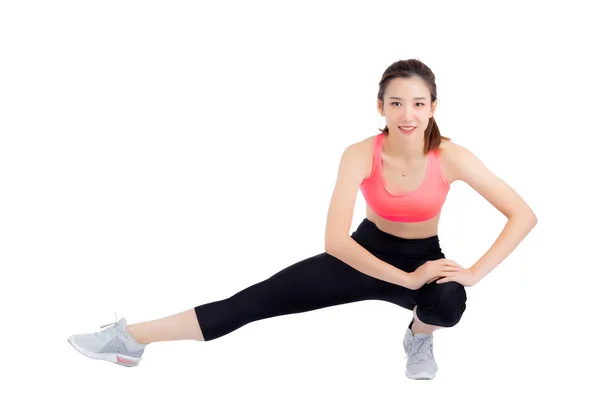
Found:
[324,142,416,289]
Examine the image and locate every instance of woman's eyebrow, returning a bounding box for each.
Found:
[389,97,427,100]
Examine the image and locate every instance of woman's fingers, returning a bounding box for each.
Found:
[439,266,460,273]
[438,267,460,277]
[433,259,461,268]
[426,263,461,281]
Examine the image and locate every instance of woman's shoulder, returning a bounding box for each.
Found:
[339,134,379,179]
[437,139,475,183]
[437,137,453,155]
[437,138,472,161]
[342,134,379,155]
[353,134,381,162]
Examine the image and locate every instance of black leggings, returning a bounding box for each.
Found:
[194,218,467,341]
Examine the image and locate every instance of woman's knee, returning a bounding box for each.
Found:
[416,281,467,327]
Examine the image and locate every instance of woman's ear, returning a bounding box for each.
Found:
[430,99,437,117]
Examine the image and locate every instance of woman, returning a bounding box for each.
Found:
[67,59,537,380]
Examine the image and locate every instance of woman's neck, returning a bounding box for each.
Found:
[382,132,425,162]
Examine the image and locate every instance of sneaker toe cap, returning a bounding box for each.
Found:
[406,362,437,377]
[68,333,106,353]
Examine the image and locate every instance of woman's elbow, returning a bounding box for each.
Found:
[325,236,348,255]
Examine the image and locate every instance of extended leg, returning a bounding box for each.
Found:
[126,309,204,344]
[193,252,380,341]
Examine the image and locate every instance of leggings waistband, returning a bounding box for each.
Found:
[351,218,443,256]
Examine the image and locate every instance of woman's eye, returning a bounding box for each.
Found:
[391,102,425,107]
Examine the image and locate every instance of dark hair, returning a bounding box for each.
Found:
[377,58,451,154]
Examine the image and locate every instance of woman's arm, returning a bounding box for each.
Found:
[324,142,415,288]
[444,143,537,283]
[326,236,414,287]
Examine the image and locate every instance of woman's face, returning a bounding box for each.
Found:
[378,76,436,137]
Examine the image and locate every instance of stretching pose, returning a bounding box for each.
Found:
[67,58,537,380]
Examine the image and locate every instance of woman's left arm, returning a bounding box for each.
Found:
[438,143,538,285]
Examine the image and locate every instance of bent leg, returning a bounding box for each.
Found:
[194,252,381,341]
[415,281,467,328]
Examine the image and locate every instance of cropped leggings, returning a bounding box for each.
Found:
[194,218,467,341]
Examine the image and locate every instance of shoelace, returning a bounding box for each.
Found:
[405,336,434,364]
[100,312,120,329]
[95,312,126,343]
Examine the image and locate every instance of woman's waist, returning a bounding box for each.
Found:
[351,217,444,256]
[365,208,440,239]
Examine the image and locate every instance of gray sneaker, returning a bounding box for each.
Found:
[403,327,438,380]
[67,316,147,367]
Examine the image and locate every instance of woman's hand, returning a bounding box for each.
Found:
[436,266,479,287]
[408,259,463,290]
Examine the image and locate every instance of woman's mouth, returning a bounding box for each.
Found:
[399,126,416,134]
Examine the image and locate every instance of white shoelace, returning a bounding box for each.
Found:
[94,312,125,343]
[100,312,119,329]
[405,336,434,364]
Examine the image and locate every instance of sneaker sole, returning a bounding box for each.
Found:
[67,336,142,367]
[405,371,436,380]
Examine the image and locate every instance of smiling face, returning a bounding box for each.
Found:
[377,76,437,137]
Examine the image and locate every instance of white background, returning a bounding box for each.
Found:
[1,0,599,398]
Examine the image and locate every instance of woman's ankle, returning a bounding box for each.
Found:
[126,324,151,345]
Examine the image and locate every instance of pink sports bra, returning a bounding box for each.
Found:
[359,133,450,222]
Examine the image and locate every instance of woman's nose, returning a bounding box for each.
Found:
[400,107,415,120]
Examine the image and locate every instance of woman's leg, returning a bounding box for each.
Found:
[368,269,467,380]
[126,309,204,344]
[125,219,463,345]
[403,280,467,336]
[411,306,439,335]
[126,251,382,344]
[365,266,467,333]
[193,251,381,341]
